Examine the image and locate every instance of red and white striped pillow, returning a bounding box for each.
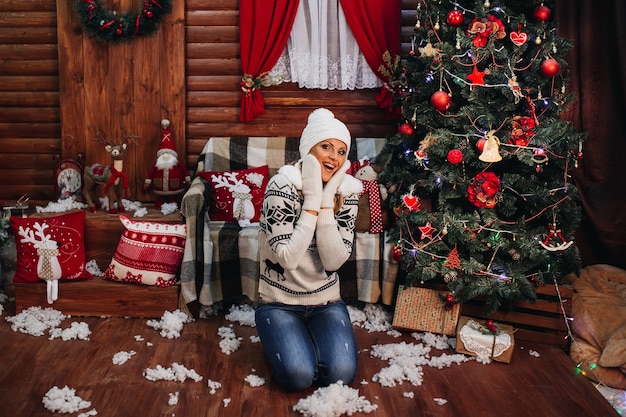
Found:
[103,215,186,287]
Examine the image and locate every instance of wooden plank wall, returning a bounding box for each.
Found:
[0,0,60,203]
[56,0,186,205]
[0,0,416,206]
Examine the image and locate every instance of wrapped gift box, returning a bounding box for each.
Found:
[392,285,461,336]
[455,315,515,363]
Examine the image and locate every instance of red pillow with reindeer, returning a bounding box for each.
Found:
[10,210,93,283]
[199,165,269,225]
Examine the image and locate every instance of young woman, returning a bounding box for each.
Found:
[255,108,363,391]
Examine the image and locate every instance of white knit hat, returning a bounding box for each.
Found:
[299,108,351,158]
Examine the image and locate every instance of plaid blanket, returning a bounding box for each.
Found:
[180,137,300,307]
[180,136,398,309]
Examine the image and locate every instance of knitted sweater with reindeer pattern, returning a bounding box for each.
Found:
[257,161,363,305]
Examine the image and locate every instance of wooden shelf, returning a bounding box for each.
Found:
[15,206,183,318]
[13,277,179,318]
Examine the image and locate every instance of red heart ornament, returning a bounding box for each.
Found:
[403,195,419,210]
[510,31,528,46]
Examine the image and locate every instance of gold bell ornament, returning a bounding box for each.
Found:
[479,130,503,163]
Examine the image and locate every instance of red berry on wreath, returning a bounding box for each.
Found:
[447,149,463,164]
[446,9,464,27]
[430,91,451,112]
[533,5,551,22]
[398,122,414,136]
[540,58,560,77]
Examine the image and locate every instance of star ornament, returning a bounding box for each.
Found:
[466,65,486,86]
[419,222,437,240]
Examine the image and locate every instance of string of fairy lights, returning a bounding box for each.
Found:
[551,278,626,412]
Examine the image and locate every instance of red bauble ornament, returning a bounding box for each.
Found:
[445,293,455,310]
[430,91,451,112]
[447,149,463,164]
[446,9,464,27]
[398,122,414,136]
[533,5,551,22]
[541,58,560,77]
[392,244,403,262]
[475,138,486,153]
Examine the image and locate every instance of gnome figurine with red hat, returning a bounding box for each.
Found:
[143,119,191,208]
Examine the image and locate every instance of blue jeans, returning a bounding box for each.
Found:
[254,300,358,392]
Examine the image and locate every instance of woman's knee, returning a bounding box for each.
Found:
[274,364,316,391]
[320,355,358,385]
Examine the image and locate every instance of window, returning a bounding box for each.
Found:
[266,0,382,90]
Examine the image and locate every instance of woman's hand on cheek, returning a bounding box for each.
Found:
[301,154,323,212]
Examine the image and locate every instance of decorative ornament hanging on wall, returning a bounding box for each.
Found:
[74,0,172,43]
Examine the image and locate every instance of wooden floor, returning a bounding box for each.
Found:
[0,298,619,417]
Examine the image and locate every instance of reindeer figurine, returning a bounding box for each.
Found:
[83,131,139,214]
[17,222,61,304]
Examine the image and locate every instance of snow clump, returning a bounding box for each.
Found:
[147,309,193,339]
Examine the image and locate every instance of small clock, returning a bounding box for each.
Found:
[54,159,84,201]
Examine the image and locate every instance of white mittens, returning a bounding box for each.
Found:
[301,154,323,212]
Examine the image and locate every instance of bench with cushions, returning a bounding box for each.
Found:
[179,136,398,313]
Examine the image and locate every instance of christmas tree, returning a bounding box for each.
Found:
[379,0,586,313]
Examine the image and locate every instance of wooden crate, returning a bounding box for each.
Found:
[460,284,573,348]
[13,206,183,318]
[405,282,573,348]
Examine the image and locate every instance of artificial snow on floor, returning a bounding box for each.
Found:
[143,363,203,383]
[42,385,92,414]
[4,300,624,416]
[112,350,136,365]
[146,309,193,339]
[292,381,378,417]
[218,325,242,355]
[6,306,90,340]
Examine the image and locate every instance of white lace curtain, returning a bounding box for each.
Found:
[266,0,383,90]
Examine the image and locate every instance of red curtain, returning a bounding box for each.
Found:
[339,0,402,115]
[556,0,626,269]
[239,0,300,122]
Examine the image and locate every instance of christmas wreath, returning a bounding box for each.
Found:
[75,0,172,43]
